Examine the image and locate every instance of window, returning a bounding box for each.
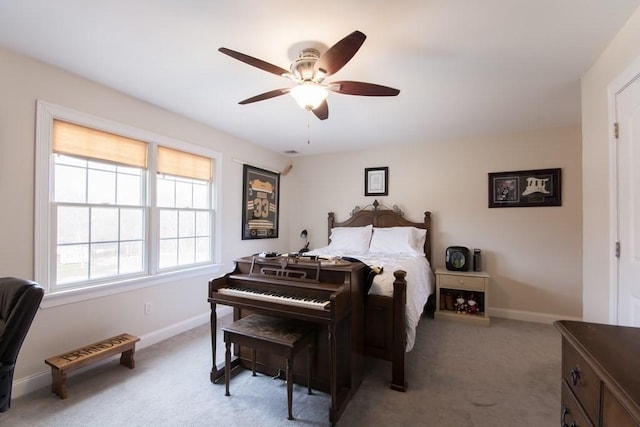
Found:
[35,101,221,304]
[54,154,146,285]
[156,146,212,269]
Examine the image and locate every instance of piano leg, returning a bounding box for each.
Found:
[328,323,337,424]
[210,302,240,383]
[210,303,224,382]
[307,339,313,395]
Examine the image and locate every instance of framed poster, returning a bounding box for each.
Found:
[365,167,388,196]
[488,168,561,208]
[242,164,279,239]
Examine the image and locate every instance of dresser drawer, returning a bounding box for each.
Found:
[437,274,485,292]
[562,380,595,427]
[602,385,640,427]
[562,339,601,424]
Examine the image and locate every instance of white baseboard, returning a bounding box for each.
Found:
[488,306,582,324]
[11,306,233,400]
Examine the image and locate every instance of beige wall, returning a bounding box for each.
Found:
[0,46,294,391]
[581,7,640,323]
[288,127,583,320]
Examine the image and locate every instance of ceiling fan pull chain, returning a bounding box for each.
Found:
[306,119,311,144]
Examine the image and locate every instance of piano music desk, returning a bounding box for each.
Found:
[223,314,316,420]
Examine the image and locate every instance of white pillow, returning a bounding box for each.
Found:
[412,227,427,254]
[328,225,373,252]
[369,226,426,256]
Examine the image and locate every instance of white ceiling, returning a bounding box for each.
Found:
[1,0,638,156]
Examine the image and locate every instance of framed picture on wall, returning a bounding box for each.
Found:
[242,164,280,239]
[488,168,561,208]
[365,167,388,196]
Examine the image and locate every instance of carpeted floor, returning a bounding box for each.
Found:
[0,316,561,427]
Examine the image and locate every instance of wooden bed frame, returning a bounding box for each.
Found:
[328,200,432,392]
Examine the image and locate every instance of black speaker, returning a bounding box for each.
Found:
[445,246,470,271]
[473,249,481,272]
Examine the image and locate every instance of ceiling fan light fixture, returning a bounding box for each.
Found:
[290,83,328,110]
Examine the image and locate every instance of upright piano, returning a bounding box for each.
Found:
[208,255,367,424]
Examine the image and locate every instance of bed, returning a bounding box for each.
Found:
[309,200,434,391]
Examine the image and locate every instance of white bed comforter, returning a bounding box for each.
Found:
[308,247,434,352]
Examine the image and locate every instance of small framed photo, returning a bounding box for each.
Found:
[488,168,561,208]
[365,167,388,196]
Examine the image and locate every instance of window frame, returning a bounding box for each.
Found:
[35,100,223,308]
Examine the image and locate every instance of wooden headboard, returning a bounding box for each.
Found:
[328,200,432,263]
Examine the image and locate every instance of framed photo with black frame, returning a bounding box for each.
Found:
[365,167,388,196]
[242,164,280,239]
[488,168,561,208]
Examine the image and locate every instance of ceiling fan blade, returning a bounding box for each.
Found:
[328,81,400,96]
[312,100,329,120]
[219,47,290,77]
[314,30,366,77]
[238,88,290,105]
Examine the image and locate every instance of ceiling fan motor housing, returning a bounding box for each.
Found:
[291,48,321,82]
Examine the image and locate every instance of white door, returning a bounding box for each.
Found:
[616,74,640,327]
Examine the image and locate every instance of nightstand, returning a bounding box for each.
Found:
[434,268,490,326]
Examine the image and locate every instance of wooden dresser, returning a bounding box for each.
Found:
[555,320,640,427]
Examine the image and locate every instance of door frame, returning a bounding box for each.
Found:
[607,54,640,325]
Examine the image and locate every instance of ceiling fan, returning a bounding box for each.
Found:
[218,30,400,120]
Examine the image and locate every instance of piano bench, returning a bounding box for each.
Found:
[222,314,316,420]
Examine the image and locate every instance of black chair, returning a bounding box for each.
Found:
[0,278,44,412]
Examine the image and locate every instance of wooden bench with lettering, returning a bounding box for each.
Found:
[44,333,140,399]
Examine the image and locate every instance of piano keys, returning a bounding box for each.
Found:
[208,255,367,425]
[218,286,331,310]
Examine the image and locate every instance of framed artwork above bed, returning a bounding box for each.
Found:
[365,167,388,196]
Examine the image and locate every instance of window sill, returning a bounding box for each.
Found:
[41,263,224,308]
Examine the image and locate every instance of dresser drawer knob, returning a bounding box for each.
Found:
[561,405,579,427]
[561,405,568,426]
[570,368,581,386]
[458,279,464,284]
